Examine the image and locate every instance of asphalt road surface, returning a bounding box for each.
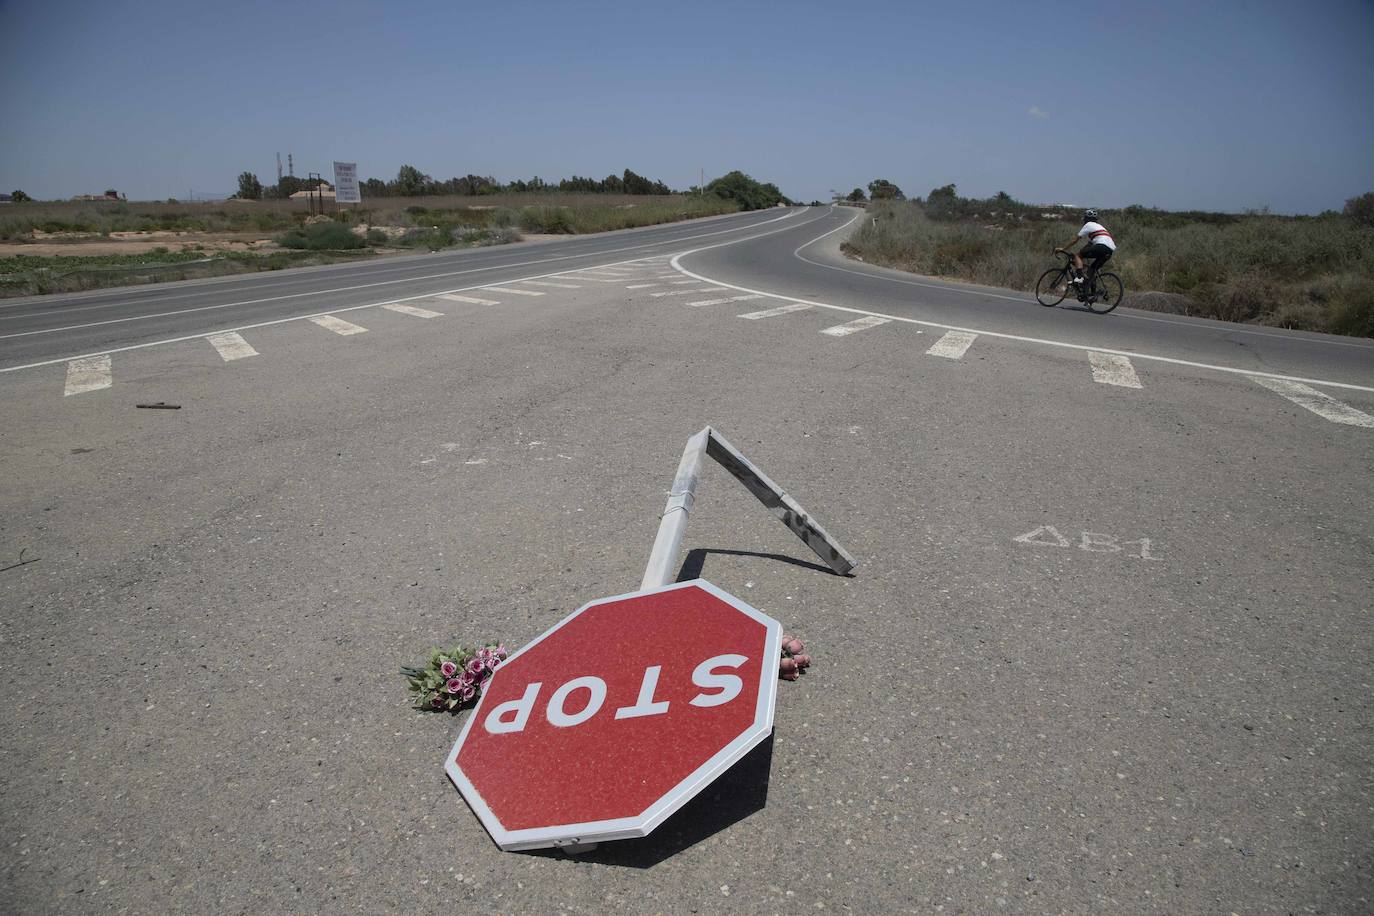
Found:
[2,207,1371,913]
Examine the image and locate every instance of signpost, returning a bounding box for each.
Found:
[446,427,854,852]
[333,161,360,204]
[446,580,781,851]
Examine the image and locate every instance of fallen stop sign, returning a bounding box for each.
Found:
[445,579,781,850]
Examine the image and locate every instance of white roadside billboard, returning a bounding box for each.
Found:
[333,161,361,203]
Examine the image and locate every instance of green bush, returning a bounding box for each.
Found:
[276,221,365,250]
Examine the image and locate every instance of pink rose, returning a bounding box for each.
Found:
[466,658,485,677]
[780,667,800,681]
[431,695,445,708]
[783,638,805,656]
[779,657,798,675]
[460,683,477,702]
[445,677,464,695]
[793,654,811,669]
[440,661,458,678]
[494,644,508,659]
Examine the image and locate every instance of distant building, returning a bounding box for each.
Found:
[289,187,336,200]
[0,193,11,204]
[72,191,124,202]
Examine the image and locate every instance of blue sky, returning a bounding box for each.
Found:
[2,0,1371,213]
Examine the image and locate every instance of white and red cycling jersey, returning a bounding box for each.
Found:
[1077,221,1116,250]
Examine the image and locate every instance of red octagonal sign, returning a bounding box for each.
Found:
[446,579,781,850]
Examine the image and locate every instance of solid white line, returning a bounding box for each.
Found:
[668,215,1374,395]
[625,283,660,289]
[2,209,803,341]
[384,303,444,318]
[554,275,621,283]
[207,331,258,361]
[790,210,1374,353]
[926,330,977,359]
[689,295,765,307]
[740,303,812,320]
[820,316,891,337]
[1089,351,1143,388]
[520,280,580,289]
[668,279,700,285]
[65,355,111,395]
[1253,377,1374,427]
[309,315,368,335]
[439,294,500,306]
[480,286,545,297]
[0,210,820,377]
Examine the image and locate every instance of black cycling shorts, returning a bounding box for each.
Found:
[1081,243,1114,270]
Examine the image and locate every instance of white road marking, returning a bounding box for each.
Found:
[555,275,621,283]
[0,211,823,379]
[65,355,111,395]
[309,315,368,335]
[520,280,580,289]
[1253,377,1374,427]
[650,288,718,298]
[1089,351,1143,388]
[668,228,1374,395]
[384,304,443,318]
[820,316,891,337]
[689,295,765,307]
[926,330,977,359]
[480,286,544,297]
[740,303,812,320]
[207,331,258,361]
[625,283,661,289]
[439,294,501,305]
[668,279,701,285]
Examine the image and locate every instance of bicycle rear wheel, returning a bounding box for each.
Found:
[1087,273,1123,314]
[1035,267,1070,306]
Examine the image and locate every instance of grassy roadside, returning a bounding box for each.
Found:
[0,194,741,297]
[842,200,1374,338]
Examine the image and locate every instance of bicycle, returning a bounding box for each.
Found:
[1034,251,1124,314]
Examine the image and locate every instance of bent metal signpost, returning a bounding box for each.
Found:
[446,580,780,850]
[446,426,856,851]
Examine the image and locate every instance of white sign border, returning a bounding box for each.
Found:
[444,578,782,851]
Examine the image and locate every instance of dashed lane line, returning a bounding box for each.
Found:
[739,303,813,320]
[64,356,111,396]
[2,210,802,341]
[383,304,444,318]
[309,315,368,335]
[519,280,580,289]
[479,286,544,297]
[669,223,1374,396]
[820,316,892,337]
[625,284,661,289]
[0,208,830,377]
[207,332,259,361]
[650,288,718,298]
[1089,352,1143,388]
[1252,378,1374,427]
[926,330,977,360]
[689,295,765,307]
[439,294,500,306]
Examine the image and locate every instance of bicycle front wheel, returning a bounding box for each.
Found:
[1035,268,1070,306]
[1088,273,1123,314]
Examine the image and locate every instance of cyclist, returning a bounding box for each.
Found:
[1054,209,1116,296]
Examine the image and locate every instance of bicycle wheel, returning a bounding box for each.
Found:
[1087,273,1123,314]
[1035,267,1070,306]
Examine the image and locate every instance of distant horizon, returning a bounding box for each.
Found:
[3,1,1371,217]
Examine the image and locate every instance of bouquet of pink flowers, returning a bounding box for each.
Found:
[402,643,508,712]
[779,634,811,681]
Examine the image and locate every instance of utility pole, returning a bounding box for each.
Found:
[288,153,294,178]
[276,152,283,182]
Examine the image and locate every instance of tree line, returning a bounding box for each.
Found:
[233,166,791,211]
